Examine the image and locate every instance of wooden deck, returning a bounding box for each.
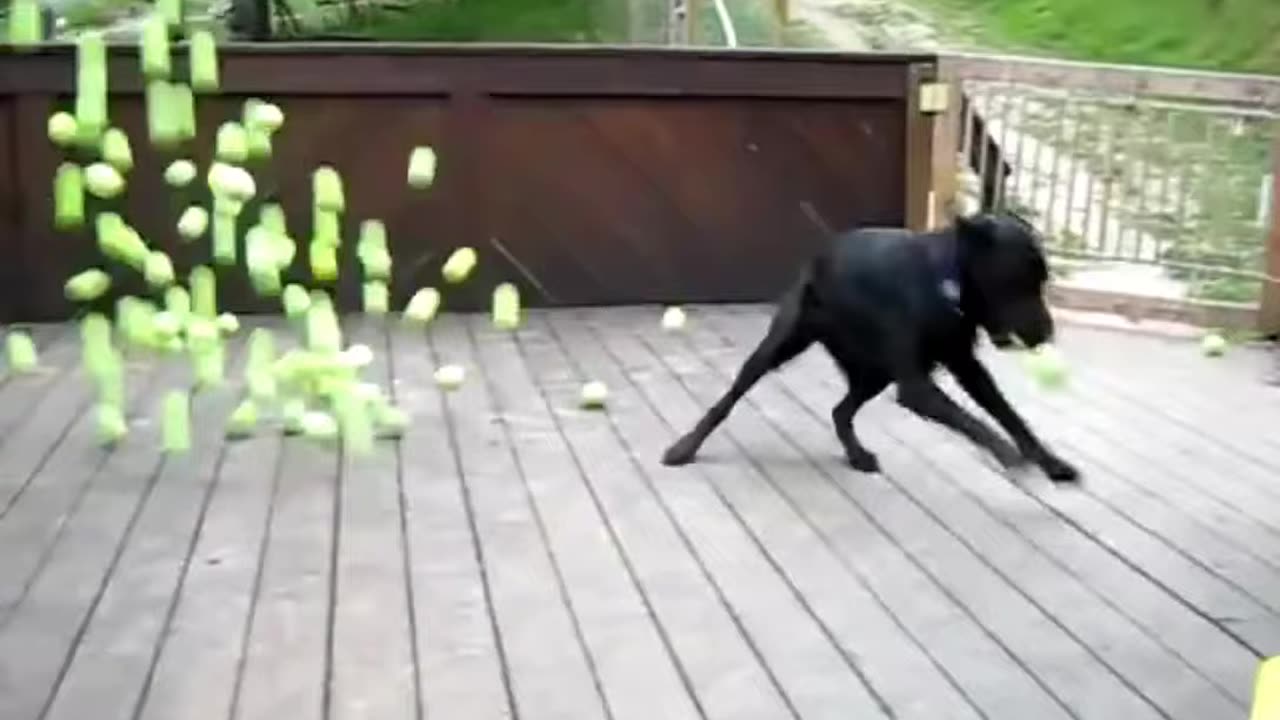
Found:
[1,305,1278,720]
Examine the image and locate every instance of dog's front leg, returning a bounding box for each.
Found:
[895,376,1027,472]
[945,355,1080,482]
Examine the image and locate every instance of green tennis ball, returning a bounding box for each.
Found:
[173,83,196,140]
[282,399,307,435]
[139,13,171,79]
[408,146,437,189]
[212,213,237,266]
[177,206,209,241]
[146,81,180,148]
[335,389,374,455]
[249,101,284,131]
[144,251,176,288]
[226,399,258,438]
[301,410,339,442]
[1022,345,1068,389]
[580,381,609,409]
[48,112,79,146]
[152,310,182,340]
[313,208,340,247]
[433,364,465,391]
[192,342,225,387]
[282,284,311,318]
[259,203,287,235]
[375,405,409,438]
[96,404,128,446]
[441,247,477,284]
[312,166,345,213]
[164,159,197,187]
[7,0,42,47]
[65,269,112,302]
[216,122,248,163]
[246,126,272,159]
[162,391,191,452]
[54,163,86,231]
[158,0,182,26]
[360,247,391,281]
[100,128,134,172]
[492,282,520,330]
[165,285,191,322]
[208,162,256,201]
[5,331,39,373]
[75,34,108,142]
[92,350,124,408]
[190,266,216,318]
[403,288,441,324]
[189,30,220,92]
[306,297,342,353]
[85,162,125,199]
[363,282,389,315]
[358,219,387,252]
[310,242,338,283]
[1201,333,1228,357]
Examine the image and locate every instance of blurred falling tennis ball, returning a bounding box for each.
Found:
[1201,332,1227,357]
[1022,344,1068,390]
[434,364,465,390]
[580,381,608,409]
[662,306,687,331]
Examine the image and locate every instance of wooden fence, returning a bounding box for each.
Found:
[0,43,937,322]
[932,52,1280,333]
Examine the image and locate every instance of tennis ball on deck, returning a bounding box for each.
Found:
[1201,332,1227,357]
[363,282,389,315]
[54,163,85,230]
[492,282,520,330]
[580,381,608,409]
[162,391,191,452]
[434,364,465,391]
[403,288,441,324]
[312,166,345,213]
[216,122,248,163]
[5,331,38,373]
[408,146,437,189]
[1022,344,1068,389]
[177,206,209,240]
[442,247,477,284]
[96,404,128,446]
[48,112,79,146]
[282,399,307,434]
[226,399,258,438]
[340,344,374,369]
[173,83,196,140]
[85,162,125,199]
[65,269,112,302]
[164,159,197,187]
[375,405,409,437]
[1253,656,1280,720]
[139,13,171,79]
[301,411,339,441]
[189,29,220,92]
[661,306,687,331]
[217,312,240,335]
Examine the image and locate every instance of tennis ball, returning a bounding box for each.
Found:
[5,331,38,373]
[403,288,441,324]
[65,269,112,302]
[313,208,340,247]
[146,81,180,148]
[580,381,608,409]
[246,100,284,131]
[408,146,437,189]
[96,404,128,446]
[442,247,477,284]
[212,213,236,266]
[434,364,465,390]
[139,13,171,79]
[189,29,219,92]
[310,242,338,283]
[208,162,256,201]
[363,282,389,315]
[177,206,209,240]
[8,0,42,46]
[162,391,191,452]
[1022,345,1068,389]
[259,203,287,234]
[54,163,85,231]
[190,266,216,318]
[246,126,272,159]
[226,399,257,438]
[375,405,409,437]
[217,312,240,335]
[85,162,125,199]
[157,0,181,26]
[100,128,134,172]
[165,285,190,322]
[47,112,79,146]
[75,33,108,140]
[313,166,345,213]
[1201,333,1227,357]
[282,399,307,434]
[216,122,248,163]
[301,411,339,441]
[144,251,176,288]
[282,284,311,318]
[662,306,686,331]
[172,83,196,140]
[492,282,520,330]
[164,159,197,187]
[340,344,374,369]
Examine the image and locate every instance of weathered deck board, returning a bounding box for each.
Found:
[0,306,1276,720]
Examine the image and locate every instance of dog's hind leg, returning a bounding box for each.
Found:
[832,372,889,472]
[661,294,813,466]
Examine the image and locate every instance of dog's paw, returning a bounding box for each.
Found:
[1039,455,1081,483]
[845,449,880,474]
[661,436,699,466]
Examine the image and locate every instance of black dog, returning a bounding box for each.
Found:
[662,212,1080,483]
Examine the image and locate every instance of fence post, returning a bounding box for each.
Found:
[930,58,961,228]
[1262,130,1280,335]
[905,63,941,231]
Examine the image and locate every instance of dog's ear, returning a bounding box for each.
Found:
[955,214,996,245]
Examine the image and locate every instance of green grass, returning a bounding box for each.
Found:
[301,0,628,43]
[913,0,1280,74]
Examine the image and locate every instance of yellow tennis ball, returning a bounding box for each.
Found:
[189,29,220,92]
[1022,344,1068,389]
[662,306,687,331]
[164,159,197,187]
[48,112,79,146]
[226,399,258,438]
[177,206,209,240]
[1201,333,1227,357]
[65,269,112,302]
[54,163,86,231]
[408,146,437,189]
[434,364,465,390]
[580,381,609,409]
[441,247,477,284]
[492,282,520,330]
[5,331,39,373]
[403,288,441,324]
[312,166,345,213]
[84,162,125,199]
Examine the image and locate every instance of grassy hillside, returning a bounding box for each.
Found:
[915,0,1280,74]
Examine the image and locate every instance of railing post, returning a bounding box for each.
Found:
[1262,130,1280,335]
[930,58,961,228]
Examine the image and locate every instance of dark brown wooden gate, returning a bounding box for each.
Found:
[0,44,937,321]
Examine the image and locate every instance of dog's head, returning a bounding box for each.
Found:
[956,213,1054,350]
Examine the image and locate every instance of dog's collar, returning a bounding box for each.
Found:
[936,239,964,314]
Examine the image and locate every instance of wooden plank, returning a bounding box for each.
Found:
[578,307,1025,719]
[467,314,702,720]
[0,326,82,476]
[682,310,1252,716]
[427,313,607,719]
[523,311,801,720]
[617,306,1175,718]
[0,352,198,720]
[0,352,169,624]
[550,308,991,719]
[941,52,1280,107]
[385,323,511,720]
[232,340,340,720]
[329,317,417,720]
[41,336,250,720]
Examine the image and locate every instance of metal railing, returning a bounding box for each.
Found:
[941,53,1280,321]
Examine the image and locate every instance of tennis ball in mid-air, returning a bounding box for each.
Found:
[1022,344,1068,390]
[1201,332,1227,357]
